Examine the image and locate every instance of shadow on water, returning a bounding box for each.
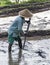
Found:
[8,49,22,65]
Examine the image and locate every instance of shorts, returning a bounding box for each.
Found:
[8,34,18,44]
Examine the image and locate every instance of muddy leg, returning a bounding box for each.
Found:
[18,36,22,49]
[8,44,13,53]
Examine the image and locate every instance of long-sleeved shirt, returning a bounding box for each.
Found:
[8,16,25,37]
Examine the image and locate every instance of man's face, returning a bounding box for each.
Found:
[25,18,30,21]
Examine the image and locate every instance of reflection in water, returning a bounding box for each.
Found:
[8,49,22,65]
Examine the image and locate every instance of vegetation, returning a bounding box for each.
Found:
[0,0,13,6]
[27,0,48,3]
[21,0,49,4]
[0,0,49,6]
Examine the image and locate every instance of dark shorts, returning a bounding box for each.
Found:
[8,34,19,44]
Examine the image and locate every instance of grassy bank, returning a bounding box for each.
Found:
[0,0,49,6]
[0,2,50,17]
[20,0,49,4]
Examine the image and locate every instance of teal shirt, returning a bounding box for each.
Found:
[8,16,25,37]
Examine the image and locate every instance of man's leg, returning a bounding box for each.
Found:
[8,35,14,52]
[8,44,13,53]
[13,36,22,49]
[17,36,22,49]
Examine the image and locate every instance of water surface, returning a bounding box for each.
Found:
[0,10,50,65]
[0,36,50,65]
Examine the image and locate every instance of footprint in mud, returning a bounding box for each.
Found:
[35,49,46,58]
[0,49,6,53]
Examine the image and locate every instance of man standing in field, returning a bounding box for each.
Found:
[8,9,33,52]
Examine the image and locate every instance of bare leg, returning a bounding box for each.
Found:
[17,36,22,49]
[8,44,13,53]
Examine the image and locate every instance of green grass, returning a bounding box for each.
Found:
[28,0,48,3]
[0,1,15,6]
[20,0,49,4]
[0,0,49,6]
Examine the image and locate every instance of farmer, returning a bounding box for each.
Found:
[8,9,33,52]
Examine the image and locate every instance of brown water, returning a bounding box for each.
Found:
[0,36,50,65]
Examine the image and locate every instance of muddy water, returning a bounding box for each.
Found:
[0,36,50,65]
[1,10,50,33]
[0,10,50,65]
